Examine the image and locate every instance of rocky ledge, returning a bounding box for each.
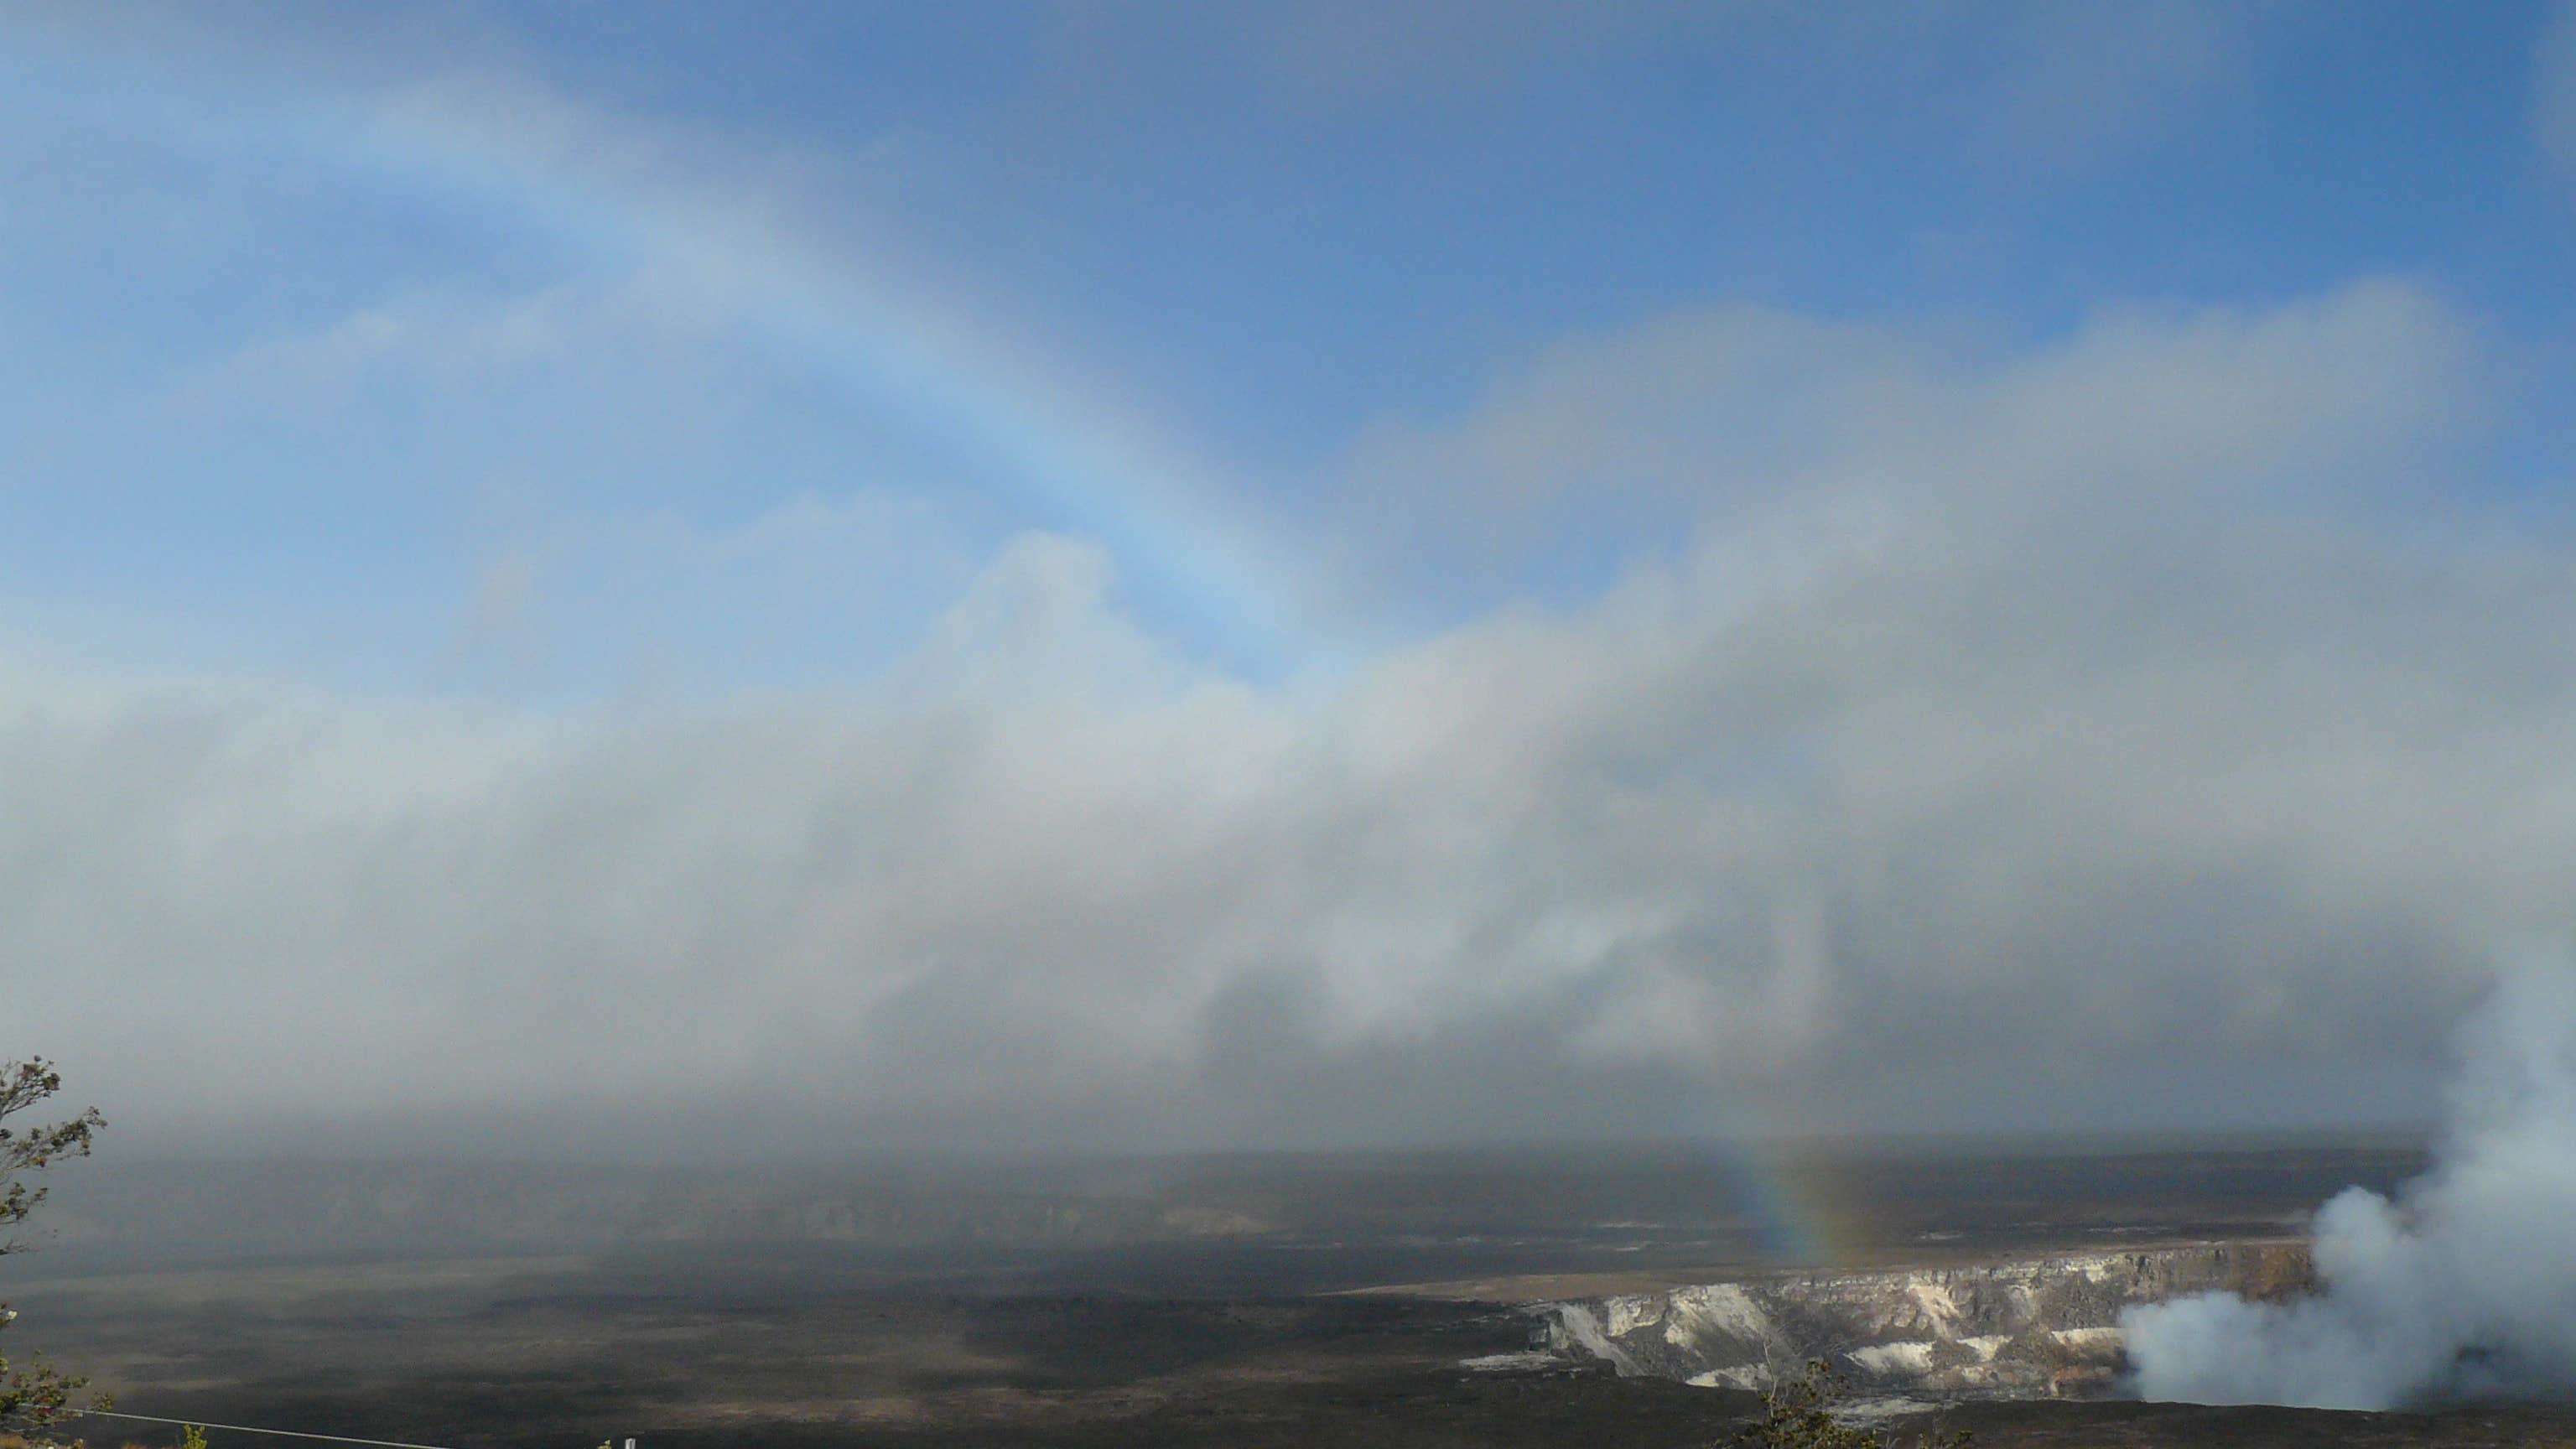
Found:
[1523,1242,2312,1399]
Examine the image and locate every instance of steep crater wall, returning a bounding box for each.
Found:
[1528,1243,2312,1399]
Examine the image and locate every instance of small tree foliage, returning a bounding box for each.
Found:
[1727,1360,1971,1449]
[1,1060,109,1446]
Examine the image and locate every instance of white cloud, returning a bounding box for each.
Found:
[1321,280,2477,616]
[6,280,2567,1156]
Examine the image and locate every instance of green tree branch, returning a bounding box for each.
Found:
[0,1060,109,1448]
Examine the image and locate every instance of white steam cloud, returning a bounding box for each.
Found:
[2123,962,2576,1409]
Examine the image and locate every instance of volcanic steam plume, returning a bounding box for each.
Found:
[2122,962,2576,1409]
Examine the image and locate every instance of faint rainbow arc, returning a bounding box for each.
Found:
[45,47,1318,675]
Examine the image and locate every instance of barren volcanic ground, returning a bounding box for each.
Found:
[13,1138,2574,1448]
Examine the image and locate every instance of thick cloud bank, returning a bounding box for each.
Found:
[7,282,2576,1156]
[2124,964,2576,1409]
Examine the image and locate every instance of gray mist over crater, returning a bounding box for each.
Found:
[2122,962,2576,1410]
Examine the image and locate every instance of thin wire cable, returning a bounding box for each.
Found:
[70,1410,475,1449]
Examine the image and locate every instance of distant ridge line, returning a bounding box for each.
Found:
[80,1410,472,1449]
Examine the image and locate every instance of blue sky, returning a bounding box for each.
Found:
[8,1,2573,695]
[11,3,2576,1151]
